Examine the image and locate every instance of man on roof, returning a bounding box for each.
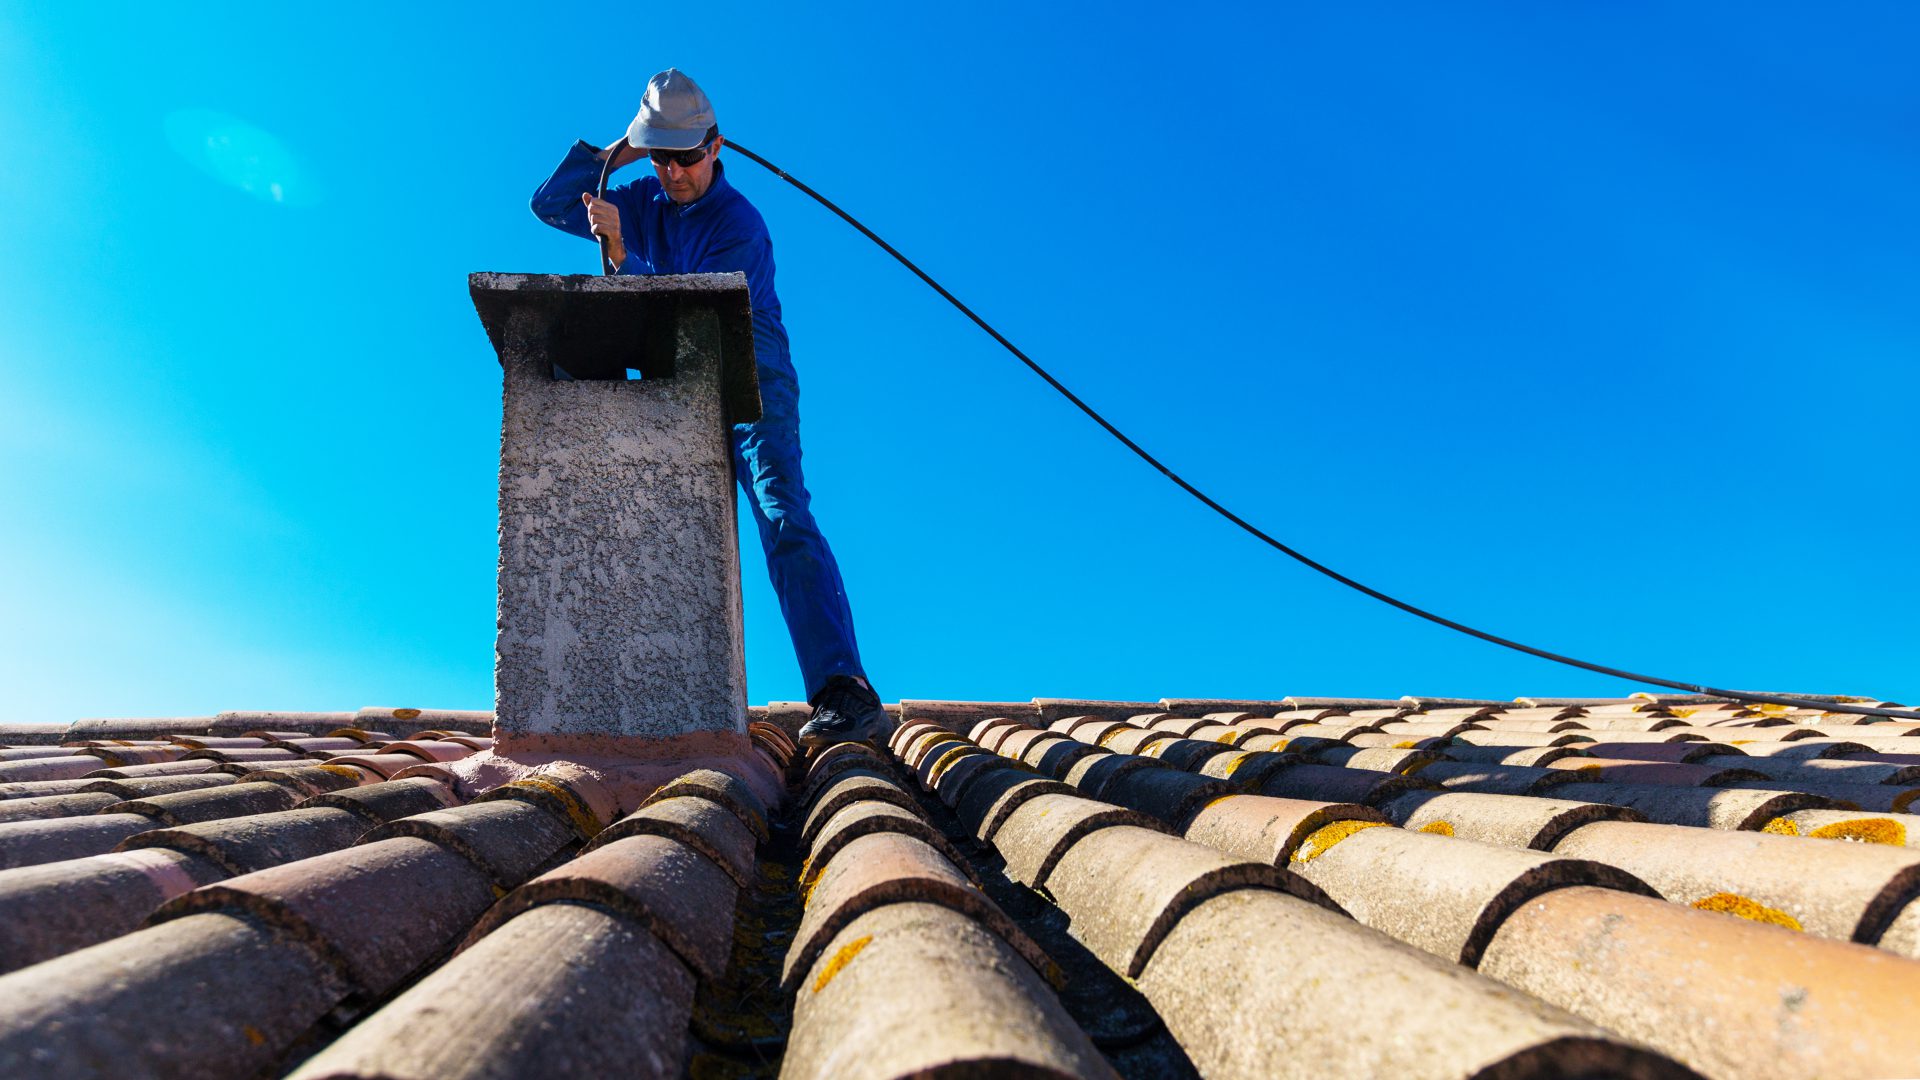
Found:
[530,68,890,749]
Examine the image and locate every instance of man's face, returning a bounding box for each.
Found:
[654,136,723,204]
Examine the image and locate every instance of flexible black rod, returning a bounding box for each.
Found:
[594,138,627,275]
[719,138,1917,721]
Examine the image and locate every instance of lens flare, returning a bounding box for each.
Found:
[163,108,320,206]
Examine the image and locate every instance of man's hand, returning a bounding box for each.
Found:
[581,192,626,266]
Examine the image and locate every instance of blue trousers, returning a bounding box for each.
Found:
[731,370,866,700]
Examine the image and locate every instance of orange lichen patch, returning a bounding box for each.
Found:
[1692,892,1804,932]
[1812,818,1907,845]
[1392,740,1418,749]
[1670,707,1698,718]
[315,763,366,782]
[811,934,872,993]
[1291,819,1390,864]
[1765,815,1907,846]
[242,1024,266,1047]
[392,708,423,721]
[1417,820,1455,836]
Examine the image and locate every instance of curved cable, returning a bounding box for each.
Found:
[719,138,1917,722]
[594,138,628,275]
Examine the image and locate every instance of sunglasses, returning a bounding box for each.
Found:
[648,142,713,168]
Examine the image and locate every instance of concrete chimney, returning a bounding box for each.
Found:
[470,272,761,747]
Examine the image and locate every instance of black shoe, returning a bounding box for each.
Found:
[798,676,894,749]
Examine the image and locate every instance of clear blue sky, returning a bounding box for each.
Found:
[2,2,1915,722]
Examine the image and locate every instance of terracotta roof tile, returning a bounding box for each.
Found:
[362,800,577,890]
[84,758,221,778]
[1042,824,1305,978]
[1143,737,1240,772]
[1257,761,1434,805]
[322,752,432,779]
[1543,758,1767,787]
[0,756,103,784]
[1160,697,1292,716]
[897,699,1037,729]
[972,721,1034,755]
[120,805,371,877]
[156,835,496,1003]
[1094,765,1233,827]
[1194,748,1299,789]
[1134,888,1682,1078]
[1182,794,1385,865]
[1740,777,1920,812]
[302,776,462,827]
[782,830,1045,992]
[596,794,760,888]
[80,774,234,799]
[1480,885,1920,1079]
[1033,699,1163,724]
[13,690,1913,1074]
[0,847,226,976]
[1291,823,1657,965]
[995,727,1073,762]
[0,814,160,870]
[1145,715,1223,737]
[639,768,769,844]
[471,833,737,981]
[993,792,1167,889]
[1414,760,1585,796]
[1552,819,1920,947]
[475,761,621,840]
[0,791,122,822]
[288,901,698,1080]
[1060,750,1158,797]
[799,768,921,846]
[784,901,1116,1080]
[1700,753,1920,785]
[927,747,1016,807]
[1552,781,1833,831]
[112,780,302,826]
[1760,807,1920,846]
[1379,790,1644,850]
[0,912,352,1076]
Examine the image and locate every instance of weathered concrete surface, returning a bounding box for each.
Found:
[473,273,760,742]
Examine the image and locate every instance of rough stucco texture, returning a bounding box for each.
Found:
[488,286,747,740]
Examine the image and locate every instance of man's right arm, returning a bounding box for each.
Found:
[528,140,614,240]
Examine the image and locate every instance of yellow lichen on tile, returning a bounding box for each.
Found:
[1291,819,1390,863]
[1809,818,1906,845]
[513,776,604,838]
[1761,817,1801,837]
[811,935,873,993]
[1692,892,1803,931]
[1418,820,1455,836]
[1393,740,1417,749]
[925,746,970,786]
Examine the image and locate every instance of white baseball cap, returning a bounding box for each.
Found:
[625,68,718,150]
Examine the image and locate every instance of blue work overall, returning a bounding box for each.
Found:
[532,142,866,699]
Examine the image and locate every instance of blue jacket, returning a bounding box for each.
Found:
[530,141,793,385]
